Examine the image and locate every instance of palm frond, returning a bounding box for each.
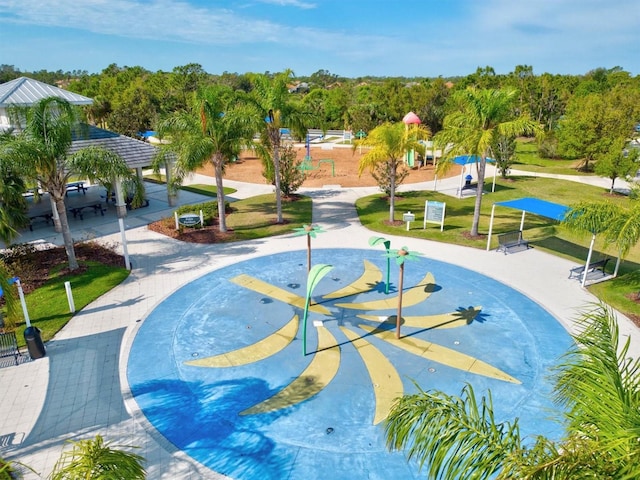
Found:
[385,383,521,480]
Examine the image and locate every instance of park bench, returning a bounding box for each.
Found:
[0,332,22,366]
[496,230,531,254]
[69,202,106,220]
[569,258,609,280]
[65,181,87,196]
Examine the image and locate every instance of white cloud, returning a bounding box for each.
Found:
[255,0,316,9]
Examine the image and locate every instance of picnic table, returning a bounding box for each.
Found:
[69,202,105,220]
[65,181,87,196]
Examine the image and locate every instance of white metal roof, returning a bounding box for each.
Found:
[0,77,93,107]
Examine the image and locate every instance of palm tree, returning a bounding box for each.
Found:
[249,70,307,224]
[357,122,430,223]
[384,303,640,479]
[1,98,135,270]
[435,88,541,236]
[0,144,29,245]
[50,434,146,480]
[384,246,421,338]
[563,200,640,279]
[156,85,256,232]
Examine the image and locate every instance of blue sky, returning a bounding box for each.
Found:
[1,0,638,78]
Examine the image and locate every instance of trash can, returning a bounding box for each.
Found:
[24,326,46,359]
[465,174,473,186]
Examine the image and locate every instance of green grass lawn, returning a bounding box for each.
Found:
[226,194,312,241]
[180,184,237,196]
[510,138,586,175]
[12,262,129,347]
[356,176,640,319]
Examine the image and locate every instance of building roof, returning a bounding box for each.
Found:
[70,125,159,169]
[0,77,93,107]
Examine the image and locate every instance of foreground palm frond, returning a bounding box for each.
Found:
[50,435,146,480]
[550,303,640,479]
[385,383,521,480]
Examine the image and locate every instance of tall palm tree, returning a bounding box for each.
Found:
[435,88,541,236]
[249,70,307,224]
[1,98,135,270]
[563,200,640,278]
[384,303,640,479]
[357,122,430,223]
[156,85,255,232]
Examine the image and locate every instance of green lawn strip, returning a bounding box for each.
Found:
[12,262,129,347]
[510,138,587,175]
[356,176,640,318]
[225,194,312,241]
[179,184,236,197]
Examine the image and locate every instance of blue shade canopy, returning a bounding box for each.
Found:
[453,155,495,165]
[495,197,570,221]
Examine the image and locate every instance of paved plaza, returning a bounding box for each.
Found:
[1,171,639,479]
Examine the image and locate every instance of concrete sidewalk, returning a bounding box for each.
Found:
[1,172,638,479]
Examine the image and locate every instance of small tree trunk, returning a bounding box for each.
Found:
[389,161,397,223]
[214,158,227,232]
[54,196,79,271]
[470,158,487,237]
[271,129,284,224]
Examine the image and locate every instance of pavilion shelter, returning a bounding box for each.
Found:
[486,197,570,251]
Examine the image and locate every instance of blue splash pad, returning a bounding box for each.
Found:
[127,248,572,479]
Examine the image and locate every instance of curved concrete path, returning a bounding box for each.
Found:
[0,169,638,479]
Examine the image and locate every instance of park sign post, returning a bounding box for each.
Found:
[175,211,203,229]
[424,201,446,231]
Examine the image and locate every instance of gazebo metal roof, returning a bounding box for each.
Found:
[0,77,93,107]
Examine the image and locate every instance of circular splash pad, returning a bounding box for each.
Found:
[127,248,571,479]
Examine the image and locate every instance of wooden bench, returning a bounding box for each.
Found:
[496,230,531,254]
[69,202,106,220]
[0,332,22,366]
[569,258,609,280]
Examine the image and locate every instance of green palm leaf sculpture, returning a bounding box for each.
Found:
[368,236,392,294]
[293,224,326,272]
[302,263,333,355]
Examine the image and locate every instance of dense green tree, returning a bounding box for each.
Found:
[557,86,640,171]
[595,141,639,193]
[490,133,518,178]
[356,122,430,222]
[435,87,541,236]
[156,85,256,232]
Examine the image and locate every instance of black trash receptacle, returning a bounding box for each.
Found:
[24,326,46,359]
